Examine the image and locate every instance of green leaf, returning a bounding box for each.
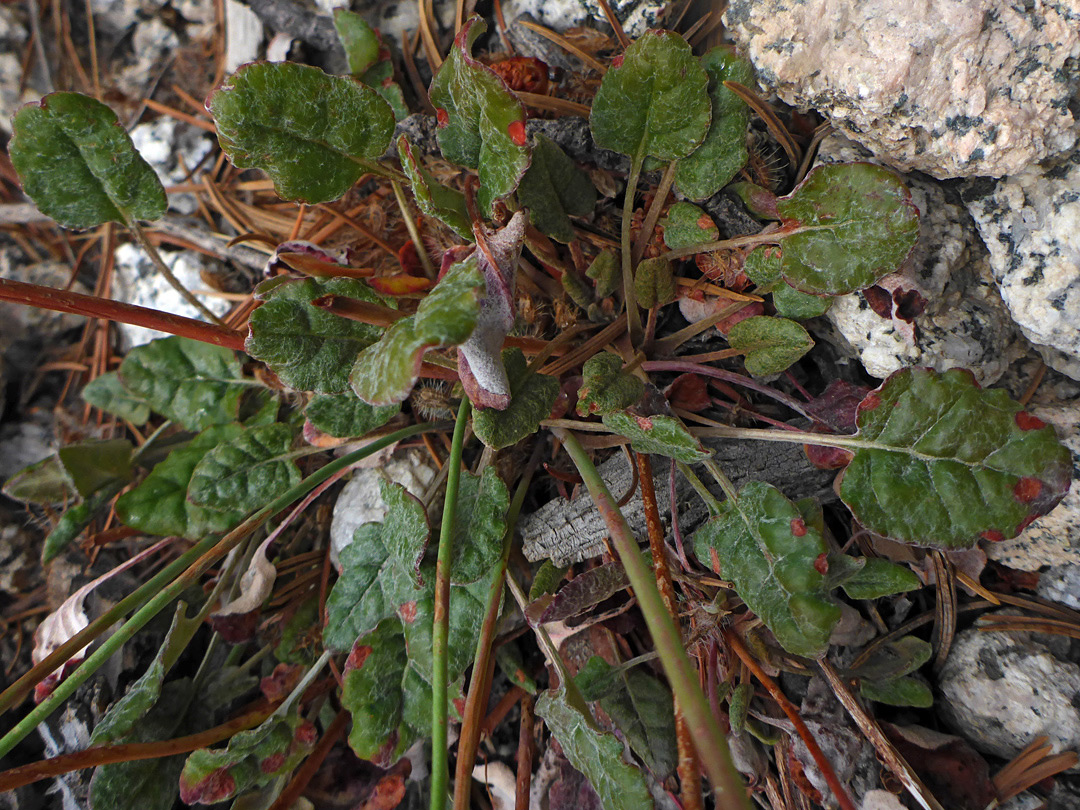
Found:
[839,367,1073,549]
[851,636,931,682]
[773,163,920,295]
[590,31,711,162]
[732,181,780,220]
[772,281,832,320]
[495,642,537,694]
[451,467,509,584]
[674,48,753,200]
[364,59,410,122]
[838,557,920,600]
[726,315,814,377]
[743,245,781,287]
[602,411,711,464]
[89,679,211,810]
[323,480,431,651]
[350,254,483,405]
[82,372,151,424]
[119,337,245,431]
[429,16,531,215]
[576,352,644,416]
[572,657,678,780]
[116,424,246,539]
[535,685,655,810]
[246,275,389,395]
[43,485,122,563]
[473,348,558,450]
[187,423,302,513]
[9,92,166,229]
[2,455,76,505]
[860,676,933,708]
[529,560,567,600]
[207,61,395,204]
[692,481,841,657]
[586,250,619,298]
[333,9,380,74]
[306,391,399,438]
[728,682,753,734]
[661,202,718,251]
[397,135,472,239]
[179,712,317,805]
[517,133,597,243]
[633,257,675,308]
[57,438,133,497]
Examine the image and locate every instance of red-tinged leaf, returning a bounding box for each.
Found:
[577,352,644,416]
[805,379,871,433]
[527,561,629,624]
[368,275,432,296]
[838,368,1073,549]
[664,373,711,412]
[487,56,549,94]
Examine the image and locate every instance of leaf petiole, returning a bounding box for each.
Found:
[621,152,645,345]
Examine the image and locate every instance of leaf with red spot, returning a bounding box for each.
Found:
[428,15,531,215]
[692,481,841,657]
[661,202,718,251]
[837,368,1072,549]
[179,712,316,804]
[576,352,644,416]
[333,11,408,120]
[602,411,710,464]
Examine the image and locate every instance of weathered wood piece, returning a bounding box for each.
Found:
[520,438,836,565]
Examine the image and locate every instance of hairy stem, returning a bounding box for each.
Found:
[393,179,436,279]
[431,398,471,810]
[555,429,751,809]
[0,277,247,351]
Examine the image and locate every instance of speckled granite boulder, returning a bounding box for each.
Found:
[961,150,1080,381]
[501,0,668,36]
[723,0,1080,179]
[982,400,1080,571]
[816,135,1021,385]
[938,617,1080,763]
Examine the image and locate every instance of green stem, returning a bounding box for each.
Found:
[701,458,739,504]
[555,429,751,810]
[430,398,471,810]
[676,461,724,515]
[126,219,227,326]
[392,179,436,280]
[659,220,852,262]
[0,421,446,760]
[621,152,644,346]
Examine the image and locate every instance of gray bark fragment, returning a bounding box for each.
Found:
[520,438,837,565]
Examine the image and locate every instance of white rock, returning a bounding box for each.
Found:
[938,619,1080,762]
[500,0,667,36]
[0,7,31,134]
[89,0,167,35]
[1037,563,1080,611]
[329,450,437,568]
[860,791,906,810]
[962,150,1080,380]
[723,0,1080,179]
[111,243,232,349]
[130,117,214,216]
[816,135,1022,385]
[985,401,1080,571]
[0,252,90,338]
[225,0,263,74]
[117,18,180,96]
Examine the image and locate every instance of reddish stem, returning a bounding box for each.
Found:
[0,277,247,351]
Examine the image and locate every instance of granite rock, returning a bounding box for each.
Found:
[723,0,1080,179]
[962,149,1080,380]
[112,243,232,348]
[816,135,1021,385]
[0,7,32,134]
[500,0,668,36]
[938,618,1080,762]
[130,117,214,216]
[983,400,1080,570]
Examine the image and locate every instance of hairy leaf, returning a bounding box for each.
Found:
[350,253,483,405]
[57,439,133,498]
[179,713,317,805]
[207,61,395,203]
[532,562,628,624]
[429,16,530,214]
[451,467,509,584]
[116,424,246,539]
[851,636,932,683]
[2,455,76,505]
[692,481,841,657]
[586,250,619,298]
[188,423,302,513]
[726,315,814,376]
[661,202,718,251]
[861,676,933,708]
[602,412,710,464]
[82,372,151,424]
[334,9,380,74]
[774,163,920,295]
[837,557,920,600]
[576,352,644,416]
[473,348,559,449]
[9,92,166,228]
[306,391,399,438]
[535,685,655,810]
[574,656,678,780]
[772,280,832,320]
[838,368,1073,549]
[674,48,753,200]
[634,257,675,308]
[43,485,122,563]
[323,480,430,651]
[118,337,245,431]
[398,135,472,239]
[517,133,597,243]
[246,275,388,395]
[590,31,710,162]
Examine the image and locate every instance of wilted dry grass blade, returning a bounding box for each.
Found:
[991,735,1079,805]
